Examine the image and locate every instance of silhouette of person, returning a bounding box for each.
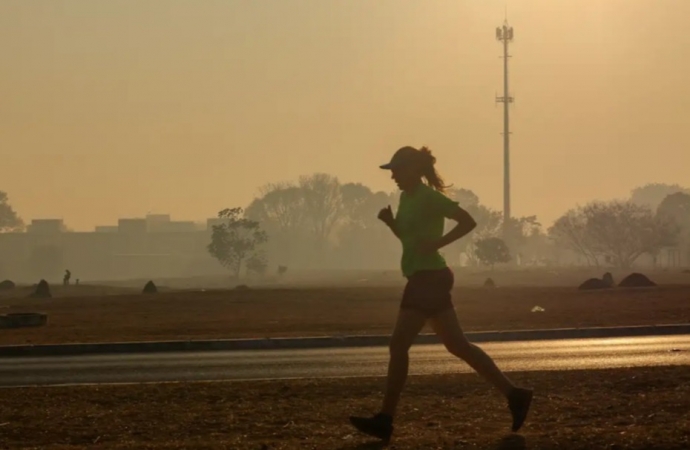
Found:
[63,270,71,286]
[349,146,533,443]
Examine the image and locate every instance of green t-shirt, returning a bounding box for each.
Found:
[395,183,459,277]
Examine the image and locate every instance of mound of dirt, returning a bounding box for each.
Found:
[0,280,15,291]
[483,278,496,288]
[30,280,52,298]
[618,273,656,288]
[142,281,158,294]
[602,272,614,287]
[578,278,611,290]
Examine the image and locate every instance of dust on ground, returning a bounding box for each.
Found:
[1,366,689,449]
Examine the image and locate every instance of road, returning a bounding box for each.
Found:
[1,335,689,387]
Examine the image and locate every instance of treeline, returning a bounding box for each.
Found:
[549,186,690,268]
[209,173,552,273]
[208,177,690,274]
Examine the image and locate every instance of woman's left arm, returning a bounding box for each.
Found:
[435,206,477,250]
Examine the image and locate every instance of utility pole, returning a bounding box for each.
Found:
[496,21,514,238]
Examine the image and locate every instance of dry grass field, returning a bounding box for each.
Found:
[2,270,689,449]
[1,269,689,345]
[1,366,689,449]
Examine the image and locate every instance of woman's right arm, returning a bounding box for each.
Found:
[384,218,402,240]
[378,206,401,240]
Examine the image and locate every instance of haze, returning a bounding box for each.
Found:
[2,0,689,231]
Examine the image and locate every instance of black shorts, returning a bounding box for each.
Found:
[400,267,455,318]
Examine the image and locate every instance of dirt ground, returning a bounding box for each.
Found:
[1,365,689,449]
[1,279,690,345]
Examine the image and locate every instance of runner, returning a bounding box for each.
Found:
[349,146,533,442]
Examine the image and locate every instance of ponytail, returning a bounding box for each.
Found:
[418,146,450,192]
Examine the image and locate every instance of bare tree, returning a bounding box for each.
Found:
[549,208,601,266]
[244,183,310,268]
[245,174,366,268]
[340,183,376,228]
[584,201,674,269]
[550,201,679,269]
[245,183,306,232]
[298,173,344,243]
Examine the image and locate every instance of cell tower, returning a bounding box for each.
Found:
[496,21,514,237]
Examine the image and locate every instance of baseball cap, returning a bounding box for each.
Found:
[379,146,419,170]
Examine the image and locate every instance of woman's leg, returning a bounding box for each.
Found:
[349,308,426,441]
[430,308,533,431]
[381,309,428,416]
[430,308,514,396]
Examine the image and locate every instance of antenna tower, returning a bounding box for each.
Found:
[495,20,514,237]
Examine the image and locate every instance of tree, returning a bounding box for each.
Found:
[340,183,397,229]
[0,191,23,232]
[474,237,511,269]
[470,205,503,238]
[446,187,480,209]
[502,215,541,260]
[505,216,541,240]
[657,192,690,264]
[335,185,399,269]
[443,188,502,266]
[245,253,268,277]
[245,175,346,268]
[340,182,377,228]
[502,216,554,266]
[549,201,679,269]
[245,183,307,267]
[549,209,600,266]
[298,173,345,244]
[207,208,268,278]
[583,201,677,269]
[657,192,690,231]
[246,182,307,232]
[630,183,690,211]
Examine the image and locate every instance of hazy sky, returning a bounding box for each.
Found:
[2,0,689,231]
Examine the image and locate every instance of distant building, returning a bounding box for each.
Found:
[145,214,171,232]
[94,226,118,233]
[0,214,225,282]
[27,219,65,234]
[162,221,197,233]
[118,218,147,234]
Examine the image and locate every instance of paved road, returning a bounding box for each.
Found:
[1,335,689,387]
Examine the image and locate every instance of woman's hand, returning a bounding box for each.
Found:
[378,205,402,240]
[377,205,394,226]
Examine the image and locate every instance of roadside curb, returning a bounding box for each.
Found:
[3,324,690,358]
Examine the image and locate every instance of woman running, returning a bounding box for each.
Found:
[349,146,533,442]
